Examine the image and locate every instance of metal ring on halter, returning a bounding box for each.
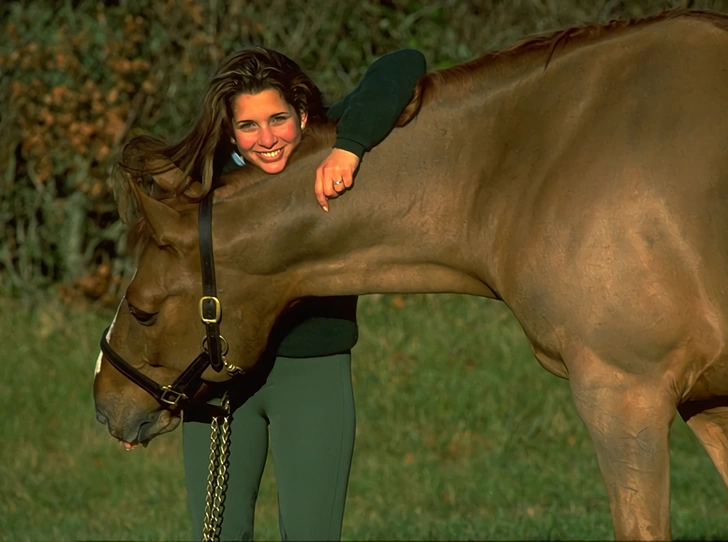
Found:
[201,335,229,357]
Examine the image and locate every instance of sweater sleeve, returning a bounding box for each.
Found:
[326,49,427,160]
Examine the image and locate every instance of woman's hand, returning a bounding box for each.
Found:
[314,148,360,212]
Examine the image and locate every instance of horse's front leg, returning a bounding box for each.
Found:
[568,351,678,540]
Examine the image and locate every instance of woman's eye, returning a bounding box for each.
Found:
[238,122,255,132]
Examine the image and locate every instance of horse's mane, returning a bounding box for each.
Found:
[396,9,728,126]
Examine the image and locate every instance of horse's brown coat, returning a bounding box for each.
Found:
[94,11,728,540]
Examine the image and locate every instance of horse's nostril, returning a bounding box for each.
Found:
[96,410,109,425]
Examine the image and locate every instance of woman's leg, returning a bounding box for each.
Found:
[183,394,269,542]
[266,352,356,542]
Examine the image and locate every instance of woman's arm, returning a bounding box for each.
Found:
[315,49,427,211]
[328,48,427,158]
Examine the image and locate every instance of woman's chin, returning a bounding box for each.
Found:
[254,158,289,174]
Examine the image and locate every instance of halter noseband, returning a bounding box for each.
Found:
[99,191,239,418]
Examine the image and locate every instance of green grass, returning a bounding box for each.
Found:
[1,293,727,541]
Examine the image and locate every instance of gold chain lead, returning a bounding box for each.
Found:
[202,392,231,542]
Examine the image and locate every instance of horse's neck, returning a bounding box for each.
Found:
[214,131,498,301]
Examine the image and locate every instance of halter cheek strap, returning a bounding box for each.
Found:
[199,192,224,373]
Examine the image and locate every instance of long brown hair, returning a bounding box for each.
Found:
[115,46,327,216]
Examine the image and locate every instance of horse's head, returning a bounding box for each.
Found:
[93,178,287,448]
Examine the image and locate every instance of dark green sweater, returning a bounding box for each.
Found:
[228,49,426,358]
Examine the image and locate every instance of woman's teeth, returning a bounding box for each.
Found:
[259,149,282,158]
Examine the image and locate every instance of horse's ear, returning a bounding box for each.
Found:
[135,189,191,249]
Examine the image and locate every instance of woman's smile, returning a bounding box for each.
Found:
[256,148,285,161]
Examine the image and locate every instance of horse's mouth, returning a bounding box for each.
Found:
[119,439,146,450]
[118,410,181,449]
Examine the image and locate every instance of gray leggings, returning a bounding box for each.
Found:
[182,353,355,541]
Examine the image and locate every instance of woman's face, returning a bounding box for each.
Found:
[231,89,307,174]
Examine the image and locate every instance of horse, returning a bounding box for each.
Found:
[93,10,728,540]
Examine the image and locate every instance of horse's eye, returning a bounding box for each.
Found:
[128,303,158,326]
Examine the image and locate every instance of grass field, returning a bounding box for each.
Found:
[2,293,727,541]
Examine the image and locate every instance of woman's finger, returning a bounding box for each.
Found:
[315,167,328,211]
[333,178,346,193]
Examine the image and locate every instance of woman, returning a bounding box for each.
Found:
[119,46,426,541]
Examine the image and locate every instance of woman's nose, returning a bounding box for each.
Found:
[258,126,276,148]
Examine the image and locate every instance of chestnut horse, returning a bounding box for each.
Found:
[94,10,728,540]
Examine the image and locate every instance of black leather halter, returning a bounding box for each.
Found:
[99,192,233,418]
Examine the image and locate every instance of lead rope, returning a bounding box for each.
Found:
[202,391,232,542]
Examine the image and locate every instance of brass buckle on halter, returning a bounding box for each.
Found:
[160,386,188,407]
[198,296,221,324]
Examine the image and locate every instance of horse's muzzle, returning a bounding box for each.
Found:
[95,403,180,446]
